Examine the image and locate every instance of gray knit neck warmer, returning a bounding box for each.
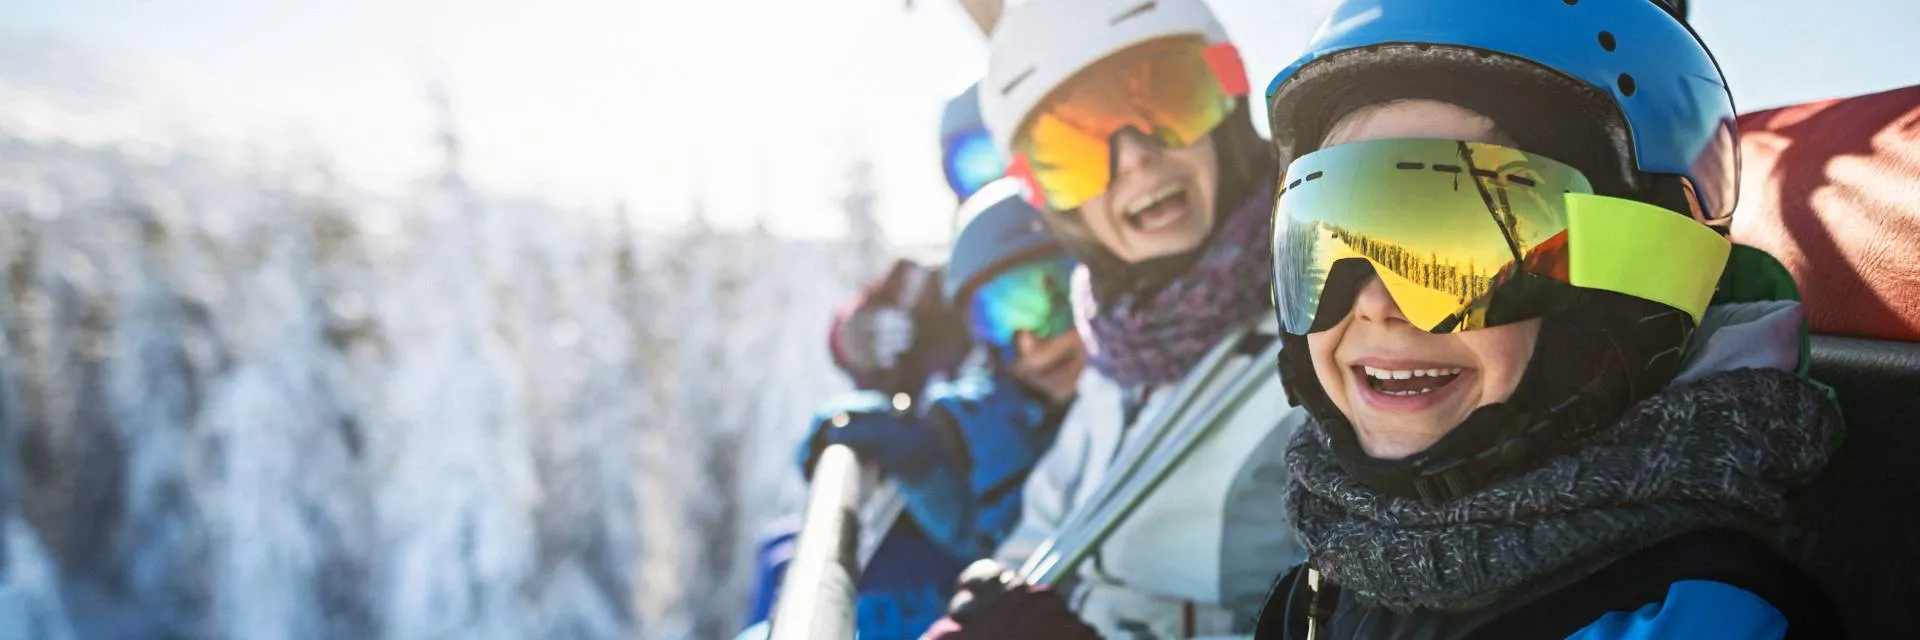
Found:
[1285,367,1842,612]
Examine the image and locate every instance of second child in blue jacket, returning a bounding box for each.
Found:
[784,180,1086,639]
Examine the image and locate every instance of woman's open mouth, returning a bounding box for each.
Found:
[1121,183,1191,234]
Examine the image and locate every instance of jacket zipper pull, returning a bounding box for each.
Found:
[1305,567,1323,640]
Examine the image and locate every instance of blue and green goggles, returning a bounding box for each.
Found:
[966,257,1077,357]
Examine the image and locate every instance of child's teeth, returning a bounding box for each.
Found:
[1364,367,1466,379]
[1363,366,1468,390]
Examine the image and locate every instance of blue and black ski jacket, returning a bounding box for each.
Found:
[744,367,1070,640]
[1255,527,1841,639]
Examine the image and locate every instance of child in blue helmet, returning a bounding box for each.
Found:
[1250,0,1841,637]
[769,181,1087,640]
[803,180,1087,557]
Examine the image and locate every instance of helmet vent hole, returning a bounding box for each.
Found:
[1598,31,1617,52]
[1002,68,1036,96]
[1618,73,1637,97]
[1110,1,1156,26]
[1562,0,1579,5]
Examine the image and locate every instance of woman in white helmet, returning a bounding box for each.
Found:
[925,0,1307,637]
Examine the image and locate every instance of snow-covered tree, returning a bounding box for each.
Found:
[0,40,876,640]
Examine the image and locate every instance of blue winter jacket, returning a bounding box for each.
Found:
[1255,528,1840,639]
[1565,581,1787,639]
[734,517,971,640]
[907,369,1068,559]
[747,367,1068,639]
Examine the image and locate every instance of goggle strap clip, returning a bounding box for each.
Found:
[1201,43,1250,97]
[1006,153,1049,210]
[1413,462,1481,506]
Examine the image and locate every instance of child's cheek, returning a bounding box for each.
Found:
[1306,325,1352,414]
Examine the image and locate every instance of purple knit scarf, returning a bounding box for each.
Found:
[1072,183,1275,388]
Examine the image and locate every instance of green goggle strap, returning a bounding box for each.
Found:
[1566,193,1732,325]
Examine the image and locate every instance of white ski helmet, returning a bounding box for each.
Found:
[982,0,1236,156]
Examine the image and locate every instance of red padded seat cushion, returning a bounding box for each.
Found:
[1731,85,1920,342]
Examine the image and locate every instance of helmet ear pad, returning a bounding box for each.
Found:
[1509,291,1694,419]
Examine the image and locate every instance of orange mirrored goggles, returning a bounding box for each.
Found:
[1008,36,1248,212]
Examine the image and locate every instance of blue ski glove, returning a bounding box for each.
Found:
[795,391,956,482]
[925,370,1064,502]
[794,393,981,561]
[907,370,1068,557]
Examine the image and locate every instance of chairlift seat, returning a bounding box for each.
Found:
[1732,84,1920,637]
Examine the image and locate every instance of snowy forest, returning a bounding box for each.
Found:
[0,41,884,640]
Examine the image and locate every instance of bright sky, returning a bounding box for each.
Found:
[5,0,1916,246]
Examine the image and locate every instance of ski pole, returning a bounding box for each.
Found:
[769,444,869,640]
[953,0,1004,34]
[902,0,1003,36]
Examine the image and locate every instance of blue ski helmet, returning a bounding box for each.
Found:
[943,178,1067,307]
[1264,0,1741,505]
[941,82,1009,202]
[1266,0,1738,222]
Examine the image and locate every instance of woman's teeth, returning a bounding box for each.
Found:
[1361,366,1463,396]
[1122,185,1187,231]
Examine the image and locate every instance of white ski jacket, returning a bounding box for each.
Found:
[995,316,1308,639]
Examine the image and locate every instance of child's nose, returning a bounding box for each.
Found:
[1351,276,1410,326]
[1014,330,1042,357]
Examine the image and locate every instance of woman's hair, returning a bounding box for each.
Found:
[1211,98,1277,224]
[1040,97,1275,297]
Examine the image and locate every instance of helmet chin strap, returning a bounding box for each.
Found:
[1278,293,1691,505]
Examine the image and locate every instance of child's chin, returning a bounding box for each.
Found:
[1351,413,1460,456]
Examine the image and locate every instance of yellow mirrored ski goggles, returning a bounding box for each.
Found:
[1272,138,1731,335]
